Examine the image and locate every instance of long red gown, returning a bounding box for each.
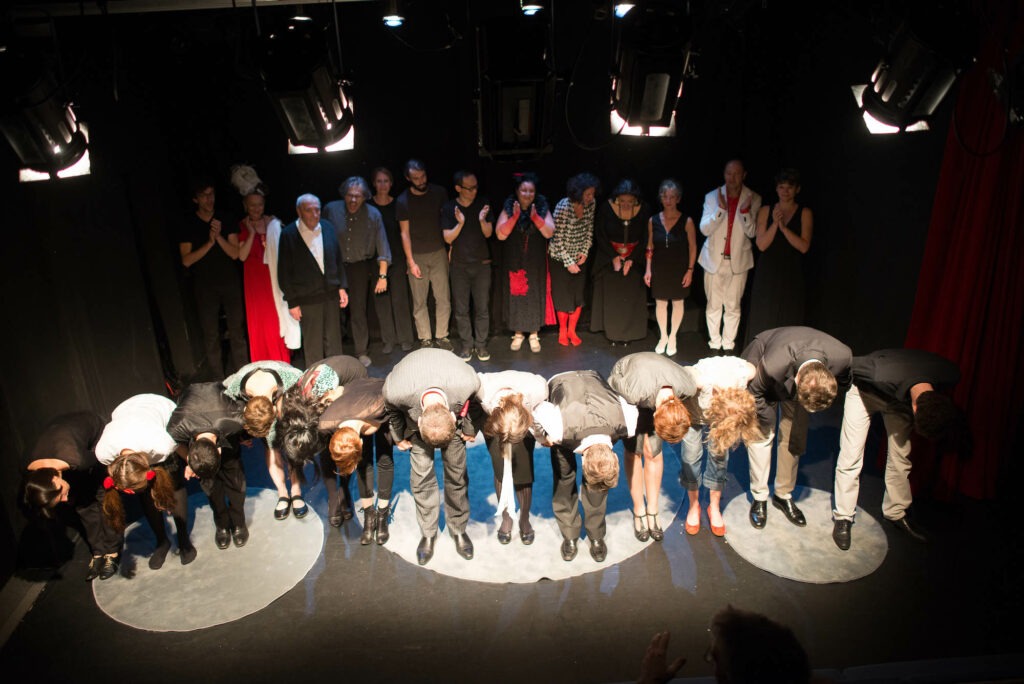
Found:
[239,221,290,362]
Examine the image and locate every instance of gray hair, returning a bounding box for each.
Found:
[339,176,371,199]
[658,178,682,198]
[295,193,321,210]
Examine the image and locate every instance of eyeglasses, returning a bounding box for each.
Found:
[460,185,478,191]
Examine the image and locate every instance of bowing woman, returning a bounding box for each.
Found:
[472,370,548,544]
[95,394,195,569]
[319,375,393,544]
[591,179,651,345]
[21,411,123,580]
[495,172,556,353]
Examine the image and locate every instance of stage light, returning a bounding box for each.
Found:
[858,12,973,133]
[851,85,928,134]
[520,1,545,16]
[614,3,636,19]
[611,1,693,133]
[0,49,89,178]
[382,0,405,28]
[19,123,91,182]
[259,19,354,152]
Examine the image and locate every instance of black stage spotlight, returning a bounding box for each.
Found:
[856,9,975,134]
[611,0,693,136]
[0,45,89,179]
[477,13,555,158]
[382,0,405,28]
[259,18,354,153]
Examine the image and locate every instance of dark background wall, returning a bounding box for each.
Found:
[0,0,952,578]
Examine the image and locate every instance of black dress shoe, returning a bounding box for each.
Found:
[451,532,474,560]
[888,516,928,543]
[85,557,102,582]
[771,495,807,527]
[99,555,120,581]
[560,537,578,561]
[749,500,768,529]
[833,519,852,551]
[215,527,231,550]
[589,538,608,563]
[232,526,249,548]
[416,535,436,565]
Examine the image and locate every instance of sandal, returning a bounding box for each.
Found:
[510,333,525,351]
[647,512,664,542]
[291,495,309,519]
[633,511,650,542]
[274,496,291,521]
[528,333,541,353]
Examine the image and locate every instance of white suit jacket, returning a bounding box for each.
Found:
[697,184,762,274]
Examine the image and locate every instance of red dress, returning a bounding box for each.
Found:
[240,221,290,362]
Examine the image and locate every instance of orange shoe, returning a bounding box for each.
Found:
[708,506,726,537]
[684,509,700,535]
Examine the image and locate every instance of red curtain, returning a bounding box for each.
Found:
[904,4,1024,500]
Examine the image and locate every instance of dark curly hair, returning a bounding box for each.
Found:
[275,386,328,482]
[566,172,601,203]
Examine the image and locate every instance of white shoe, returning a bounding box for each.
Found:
[654,337,668,354]
[510,334,525,351]
[528,334,541,353]
[666,338,677,356]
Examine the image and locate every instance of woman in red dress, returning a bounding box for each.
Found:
[238,190,291,362]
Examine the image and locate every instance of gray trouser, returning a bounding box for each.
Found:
[550,445,607,541]
[408,248,451,340]
[408,431,469,537]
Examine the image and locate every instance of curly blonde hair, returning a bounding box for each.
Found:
[704,388,762,456]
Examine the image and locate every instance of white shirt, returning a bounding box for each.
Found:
[298,220,325,274]
[692,356,755,411]
[95,394,177,465]
[531,397,638,445]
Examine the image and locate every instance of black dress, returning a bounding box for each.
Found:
[650,212,691,300]
[590,201,650,342]
[498,196,551,333]
[745,205,807,346]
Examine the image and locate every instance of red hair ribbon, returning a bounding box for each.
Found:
[145,470,156,481]
[103,476,115,490]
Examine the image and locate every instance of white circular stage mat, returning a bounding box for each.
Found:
[377,437,684,583]
[93,488,324,631]
[722,487,887,584]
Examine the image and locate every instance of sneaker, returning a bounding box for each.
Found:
[420,339,433,348]
[435,337,454,351]
[459,347,473,361]
[475,346,491,361]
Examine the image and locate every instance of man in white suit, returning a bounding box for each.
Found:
[698,160,762,353]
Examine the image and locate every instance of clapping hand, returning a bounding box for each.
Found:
[479,204,490,222]
[454,206,465,224]
[772,205,784,226]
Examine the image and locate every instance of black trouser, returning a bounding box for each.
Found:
[200,453,247,530]
[384,261,415,347]
[450,261,491,349]
[138,468,192,551]
[299,298,343,363]
[550,445,607,541]
[195,275,248,378]
[353,430,395,501]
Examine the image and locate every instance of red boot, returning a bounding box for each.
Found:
[557,311,569,346]
[567,307,583,346]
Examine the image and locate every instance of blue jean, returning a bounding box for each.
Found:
[680,426,728,491]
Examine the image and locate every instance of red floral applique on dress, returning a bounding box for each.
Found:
[509,269,529,296]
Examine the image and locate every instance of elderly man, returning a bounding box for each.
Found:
[396,159,452,351]
[698,160,762,354]
[323,177,392,367]
[742,326,852,529]
[533,370,637,563]
[382,348,479,566]
[277,193,349,364]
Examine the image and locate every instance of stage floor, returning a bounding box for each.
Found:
[2,328,1020,683]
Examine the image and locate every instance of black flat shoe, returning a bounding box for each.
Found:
[833,519,852,551]
[232,526,249,548]
[416,535,436,566]
[560,537,578,562]
[451,532,474,560]
[291,495,308,519]
[99,554,120,581]
[771,495,807,527]
[215,527,231,550]
[888,516,928,543]
[179,545,198,565]
[749,500,768,529]
[149,541,171,570]
[589,538,607,562]
[85,557,102,582]
[274,496,291,521]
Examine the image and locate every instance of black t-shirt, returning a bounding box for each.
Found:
[180,213,240,284]
[27,411,105,470]
[441,197,493,265]
[395,184,447,255]
[369,197,400,263]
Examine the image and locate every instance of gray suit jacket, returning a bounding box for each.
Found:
[382,348,480,441]
[608,352,697,410]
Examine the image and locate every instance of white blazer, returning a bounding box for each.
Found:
[697,184,762,274]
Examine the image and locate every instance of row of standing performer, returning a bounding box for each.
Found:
[21,325,968,578]
[181,159,811,376]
